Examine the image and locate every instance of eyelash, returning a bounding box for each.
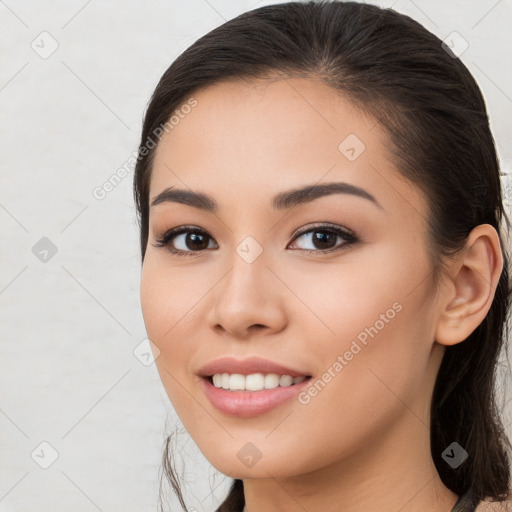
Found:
[152,223,358,257]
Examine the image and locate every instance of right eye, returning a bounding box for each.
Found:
[152,226,218,256]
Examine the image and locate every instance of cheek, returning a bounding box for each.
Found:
[278,244,418,348]
[140,257,191,379]
[140,262,167,344]
[140,254,202,340]
[140,255,210,403]
[287,242,436,407]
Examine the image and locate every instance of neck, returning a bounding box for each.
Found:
[242,407,458,512]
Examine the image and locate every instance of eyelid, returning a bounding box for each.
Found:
[290,221,355,240]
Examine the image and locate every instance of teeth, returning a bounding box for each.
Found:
[211,373,307,391]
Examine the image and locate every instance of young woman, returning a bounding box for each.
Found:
[133,1,511,510]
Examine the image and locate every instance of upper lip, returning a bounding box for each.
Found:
[197,356,311,378]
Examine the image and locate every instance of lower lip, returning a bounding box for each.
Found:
[200,376,312,418]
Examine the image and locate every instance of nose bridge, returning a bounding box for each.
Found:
[219,207,269,285]
[210,231,286,337]
[222,233,269,302]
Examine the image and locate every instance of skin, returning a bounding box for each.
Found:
[139,76,503,512]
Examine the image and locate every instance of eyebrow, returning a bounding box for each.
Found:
[150,182,382,212]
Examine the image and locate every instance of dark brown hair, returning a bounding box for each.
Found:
[133,1,512,510]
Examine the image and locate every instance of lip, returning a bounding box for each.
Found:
[197,356,311,379]
[197,356,313,418]
[200,375,312,418]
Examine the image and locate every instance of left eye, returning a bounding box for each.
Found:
[288,224,357,253]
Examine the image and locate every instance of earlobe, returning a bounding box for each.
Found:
[435,224,503,347]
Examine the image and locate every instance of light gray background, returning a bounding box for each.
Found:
[1,1,511,511]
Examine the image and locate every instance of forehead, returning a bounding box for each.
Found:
[148,77,424,218]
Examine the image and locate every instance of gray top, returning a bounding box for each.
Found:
[240,490,479,512]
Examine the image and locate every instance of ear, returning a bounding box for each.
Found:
[435,224,504,347]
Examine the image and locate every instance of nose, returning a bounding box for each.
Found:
[207,248,287,340]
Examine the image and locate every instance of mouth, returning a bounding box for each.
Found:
[200,373,313,417]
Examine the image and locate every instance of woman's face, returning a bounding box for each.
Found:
[140,77,445,479]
